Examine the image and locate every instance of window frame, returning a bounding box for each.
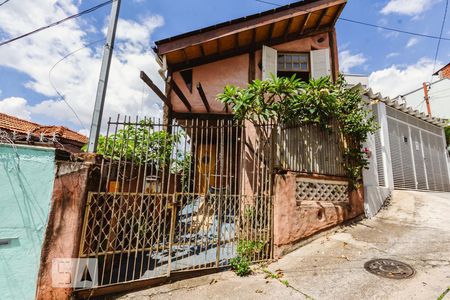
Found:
[277,52,310,73]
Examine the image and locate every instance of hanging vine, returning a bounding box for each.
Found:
[218,75,379,189]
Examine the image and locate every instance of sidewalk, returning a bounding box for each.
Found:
[115,191,450,300]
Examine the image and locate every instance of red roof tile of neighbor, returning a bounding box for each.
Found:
[0,112,88,144]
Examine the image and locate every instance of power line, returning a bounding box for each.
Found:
[48,39,106,131]
[431,0,449,83]
[252,0,450,41]
[0,0,114,47]
[0,0,10,7]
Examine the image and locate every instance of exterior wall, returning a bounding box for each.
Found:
[36,158,98,300]
[363,102,394,218]
[170,32,333,114]
[402,78,450,119]
[273,172,364,257]
[344,74,369,88]
[171,54,249,113]
[0,144,55,300]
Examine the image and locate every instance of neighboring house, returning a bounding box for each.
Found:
[362,87,449,217]
[399,63,450,119]
[0,112,88,153]
[0,143,55,300]
[0,113,88,299]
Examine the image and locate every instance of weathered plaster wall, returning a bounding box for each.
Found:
[171,54,249,113]
[0,144,55,300]
[273,172,364,257]
[36,158,97,300]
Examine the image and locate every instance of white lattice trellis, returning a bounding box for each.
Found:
[295,178,349,203]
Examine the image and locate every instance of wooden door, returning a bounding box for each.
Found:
[195,143,217,194]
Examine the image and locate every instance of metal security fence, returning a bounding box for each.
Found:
[78,116,354,290]
[79,117,274,288]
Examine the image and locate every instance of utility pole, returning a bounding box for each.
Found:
[422,82,432,117]
[88,0,121,152]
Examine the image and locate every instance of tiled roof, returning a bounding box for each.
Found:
[0,112,88,144]
[357,86,449,128]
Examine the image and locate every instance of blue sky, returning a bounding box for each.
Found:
[0,0,449,132]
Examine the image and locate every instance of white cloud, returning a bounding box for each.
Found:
[0,0,164,131]
[406,38,419,48]
[0,97,32,120]
[339,50,367,73]
[381,0,439,16]
[369,58,440,97]
[386,52,400,58]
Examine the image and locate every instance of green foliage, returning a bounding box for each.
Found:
[83,120,184,168]
[229,256,251,277]
[218,75,379,187]
[230,240,265,276]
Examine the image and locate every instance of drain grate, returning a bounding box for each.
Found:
[364,259,415,279]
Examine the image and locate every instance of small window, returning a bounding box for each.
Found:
[277,53,310,81]
[277,53,309,72]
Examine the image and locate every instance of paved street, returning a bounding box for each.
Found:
[115,191,450,300]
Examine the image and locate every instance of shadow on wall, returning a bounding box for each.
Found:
[0,144,55,300]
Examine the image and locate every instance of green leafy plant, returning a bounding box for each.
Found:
[229,255,251,276]
[230,240,265,276]
[83,120,184,168]
[218,75,379,188]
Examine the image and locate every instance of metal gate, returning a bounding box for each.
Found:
[78,117,274,288]
[386,106,450,191]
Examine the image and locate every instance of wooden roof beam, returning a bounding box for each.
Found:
[170,26,332,72]
[268,22,275,41]
[199,44,206,57]
[315,8,329,30]
[171,80,192,112]
[251,28,257,45]
[140,71,172,109]
[300,13,311,34]
[196,83,211,112]
[283,18,293,38]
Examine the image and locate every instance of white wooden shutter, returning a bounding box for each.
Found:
[310,48,331,79]
[262,45,277,80]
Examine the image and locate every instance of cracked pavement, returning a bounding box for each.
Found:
[114,191,450,300]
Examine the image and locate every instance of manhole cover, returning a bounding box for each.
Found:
[364,259,415,279]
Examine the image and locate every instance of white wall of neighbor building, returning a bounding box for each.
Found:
[344,74,369,88]
[401,78,450,119]
[363,102,394,218]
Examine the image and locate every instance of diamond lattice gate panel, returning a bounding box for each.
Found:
[78,117,274,288]
[295,178,349,204]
